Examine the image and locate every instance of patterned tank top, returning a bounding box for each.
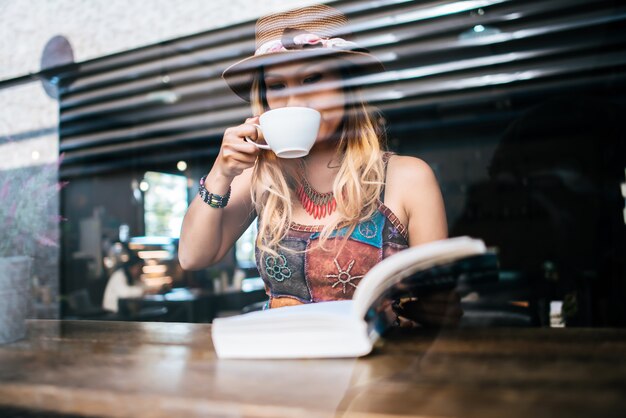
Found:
[255,153,410,309]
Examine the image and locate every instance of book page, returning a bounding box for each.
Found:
[214,300,355,332]
[212,300,372,358]
[352,237,487,319]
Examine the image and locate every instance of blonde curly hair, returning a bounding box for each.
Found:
[249,67,387,256]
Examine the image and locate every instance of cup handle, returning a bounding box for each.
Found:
[244,123,271,150]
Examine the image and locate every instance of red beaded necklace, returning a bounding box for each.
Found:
[295,163,337,220]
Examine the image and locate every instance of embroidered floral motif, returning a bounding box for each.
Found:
[264,254,292,282]
[358,220,378,239]
[326,259,364,294]
[387,225,401,240]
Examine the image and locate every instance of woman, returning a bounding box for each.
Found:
[180,4,460,327]
[102,246,145,313]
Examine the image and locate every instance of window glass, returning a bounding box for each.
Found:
[235,220,258,269]
[143,171,188,238]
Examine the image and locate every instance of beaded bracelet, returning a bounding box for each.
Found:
[198,175,231,208]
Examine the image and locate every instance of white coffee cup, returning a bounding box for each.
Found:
[245,107,321,158]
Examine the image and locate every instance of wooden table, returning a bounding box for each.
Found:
[1,320,625,417]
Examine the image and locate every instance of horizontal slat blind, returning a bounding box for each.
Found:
[56,0,626,178]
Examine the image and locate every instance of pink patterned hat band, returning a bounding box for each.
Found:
[255,33,361,56]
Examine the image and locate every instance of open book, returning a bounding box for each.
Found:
[212,237,496,359]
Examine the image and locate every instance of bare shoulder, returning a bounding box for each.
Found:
[384,154,447,243]
[385,154,439,191]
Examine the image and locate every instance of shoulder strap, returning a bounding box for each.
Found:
[379,152,395,202]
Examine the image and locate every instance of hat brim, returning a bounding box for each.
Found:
[222,48,385,102]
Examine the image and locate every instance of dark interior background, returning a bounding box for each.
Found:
[52,0,625,325]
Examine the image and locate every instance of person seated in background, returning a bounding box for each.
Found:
[102,246,145,313]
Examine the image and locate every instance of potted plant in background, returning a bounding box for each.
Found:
[0,156,64,344]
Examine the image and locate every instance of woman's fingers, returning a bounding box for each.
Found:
[216,120,263,178]
[407,310,462,327]
[413,290,461,303]
[396,290,463,328]
[221,140,259,160]
[243,116,265,143]
[407,298,462,316]
[224,123,259,144]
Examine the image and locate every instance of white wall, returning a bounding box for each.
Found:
[0,0,325,81]
[0,0,328,168]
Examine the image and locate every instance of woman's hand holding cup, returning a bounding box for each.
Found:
[215,116,262,180]
[215,107,322,182]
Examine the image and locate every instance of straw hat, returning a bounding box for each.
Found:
[222,4,384,102]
